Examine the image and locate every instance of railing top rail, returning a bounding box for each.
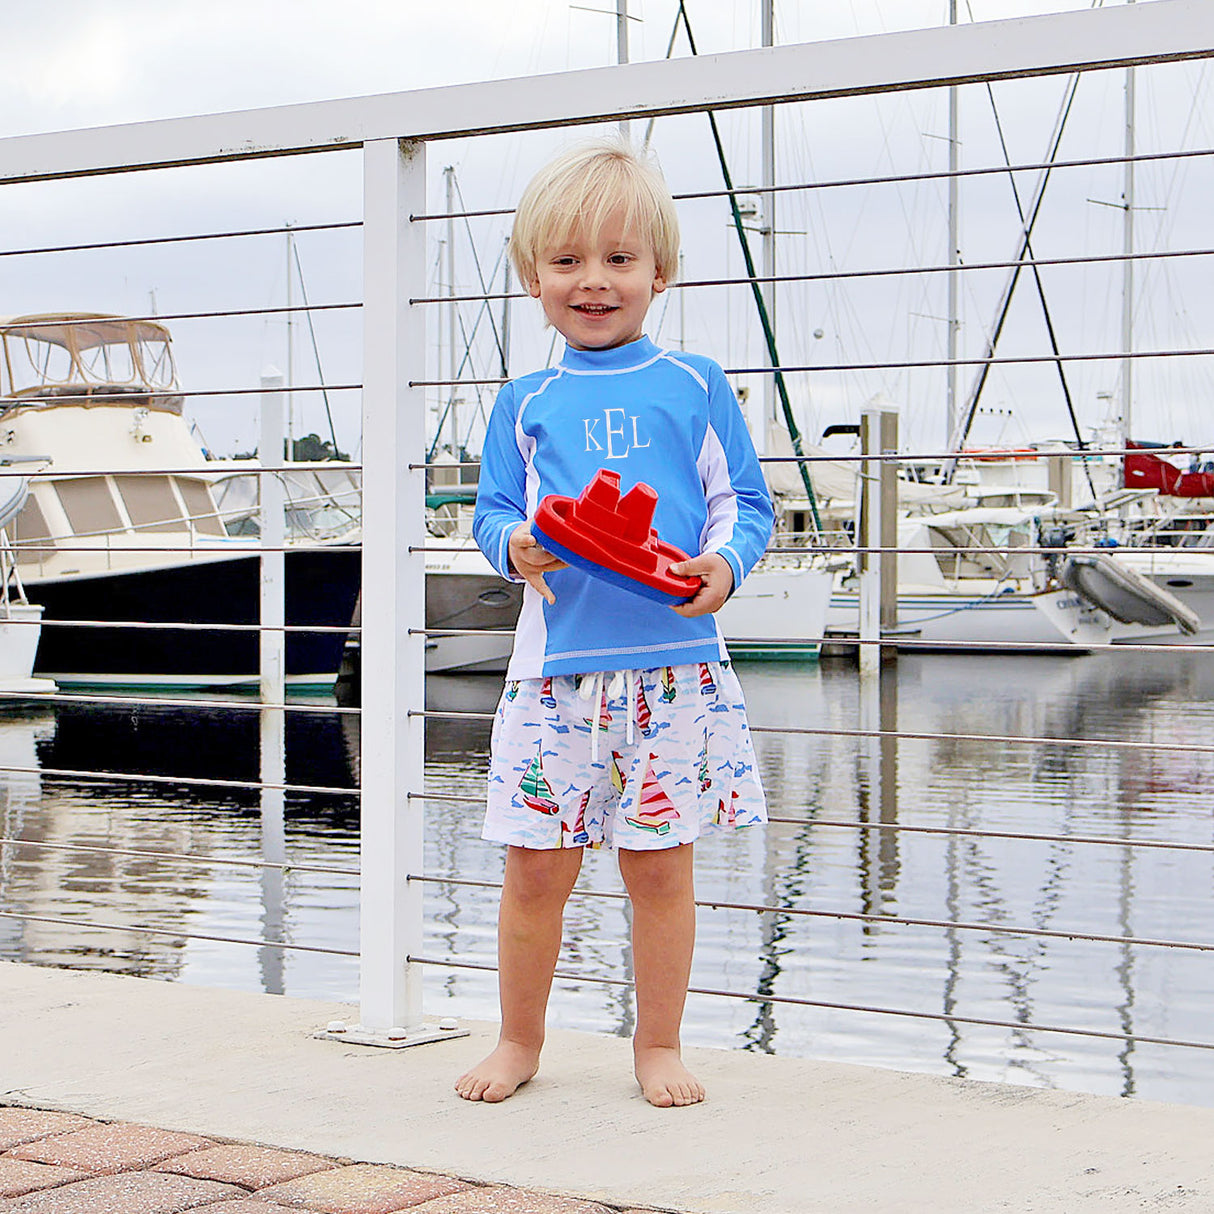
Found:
[1,1,1211,185]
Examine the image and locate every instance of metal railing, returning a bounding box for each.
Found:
[1,0,1213,1085]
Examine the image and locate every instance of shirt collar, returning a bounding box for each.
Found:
[558,335,661,373]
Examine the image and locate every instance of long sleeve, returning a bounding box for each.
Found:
[696,362,775,591]
[472,381,528,580]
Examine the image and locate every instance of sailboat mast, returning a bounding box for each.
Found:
[946,0,960,449]
[617,0,630,141]
[760,0,775,453]
[1121,0,1137,445]
[445,165,458,452]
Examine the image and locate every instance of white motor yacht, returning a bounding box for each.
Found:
[0,313,359,689]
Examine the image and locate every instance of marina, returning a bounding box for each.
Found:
[3,2,1214,1209]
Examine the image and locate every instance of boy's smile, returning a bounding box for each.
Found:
[529,212,666,351]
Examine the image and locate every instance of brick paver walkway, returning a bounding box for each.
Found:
[0,1108,659,1214]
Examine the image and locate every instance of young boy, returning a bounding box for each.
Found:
[458,142,773,1108]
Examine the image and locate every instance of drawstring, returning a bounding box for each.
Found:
[577,669,636,764]
[579,671,604,764]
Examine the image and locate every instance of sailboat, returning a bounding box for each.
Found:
[635,676,654,735]
[805,10,1210,652]
[518,744,561,815]
[624,754,680,836]
[563,787,592,845]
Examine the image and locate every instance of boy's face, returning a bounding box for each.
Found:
[528,210,666,351]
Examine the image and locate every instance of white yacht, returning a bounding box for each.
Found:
[0,313,359,689]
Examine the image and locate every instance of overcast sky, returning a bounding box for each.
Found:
[1,0,1210,459]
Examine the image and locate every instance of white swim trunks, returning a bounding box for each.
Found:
[483,661,766,851]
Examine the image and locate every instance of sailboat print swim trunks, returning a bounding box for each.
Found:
[483,662,766,850]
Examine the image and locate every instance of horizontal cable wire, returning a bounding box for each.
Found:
[0,460,363,476]
[408,875,1214,951]
[412,709,1214,754]
[1,381,360,405]
[8,542,359,554]
[23,619,358,636]
[756,443,1211,462]
[822,636,1214,655]
[0,220,361,260]
[414,539,1207,557]
[0,908,355,957]
[0,302,360,330]
[409,244,1214,304]
[0,763,357,798]
[763,815,1214,853]
[731,347,1214,376]
[413,793,1214,855]
[1,836,359,876]
[409,442,1214,466]
[0,689,359,715]
[408,145,1214,222]
[410,345,1214,389]
[749,723,1214,755]
[408,955,1214,1052]
[410,628,512,641]
[3,482,359,546]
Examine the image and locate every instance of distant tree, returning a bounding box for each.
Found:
[223,435,351,462]
[291,433,350,461]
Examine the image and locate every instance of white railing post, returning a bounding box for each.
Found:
[259,366,287,715]
[259,366,287,996]
[356,136,429,1038]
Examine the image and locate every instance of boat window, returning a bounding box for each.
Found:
[7,336,74,392]
[174,478,226,536]
[76,338,137,384]
[136,337,176,389]
[7,494,53,565]
[113,475,184,532]
[55,477,123,536]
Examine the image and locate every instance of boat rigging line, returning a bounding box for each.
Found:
[978,42,1097,501]
[672,0,822,534]
[944,61,1084,479]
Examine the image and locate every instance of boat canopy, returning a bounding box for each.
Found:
[0,312,179,407]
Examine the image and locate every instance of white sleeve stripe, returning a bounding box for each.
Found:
[496,524,512,577]
[697,423,740,555]
[514,369,562,452]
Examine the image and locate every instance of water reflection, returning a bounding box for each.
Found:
[1,650,1213,1107]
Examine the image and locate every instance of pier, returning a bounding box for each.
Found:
[6,960,1214,1212]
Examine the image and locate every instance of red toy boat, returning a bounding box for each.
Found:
[532,469,701,605]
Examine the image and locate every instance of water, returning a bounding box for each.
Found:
[2,650,1213,1107]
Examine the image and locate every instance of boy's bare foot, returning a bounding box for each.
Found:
[454,1040,540,1103]
[634,1045,705,1107]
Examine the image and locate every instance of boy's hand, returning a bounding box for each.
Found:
[509,523,567,606]
[668,552,733,618]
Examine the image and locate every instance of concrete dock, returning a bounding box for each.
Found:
[3,960,1214,1212]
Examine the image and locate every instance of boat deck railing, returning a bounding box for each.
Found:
[1,0,1213,1090]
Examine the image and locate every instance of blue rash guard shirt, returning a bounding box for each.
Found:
[472,335,774,680]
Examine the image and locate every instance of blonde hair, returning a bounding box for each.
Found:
[509,141,680,287]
